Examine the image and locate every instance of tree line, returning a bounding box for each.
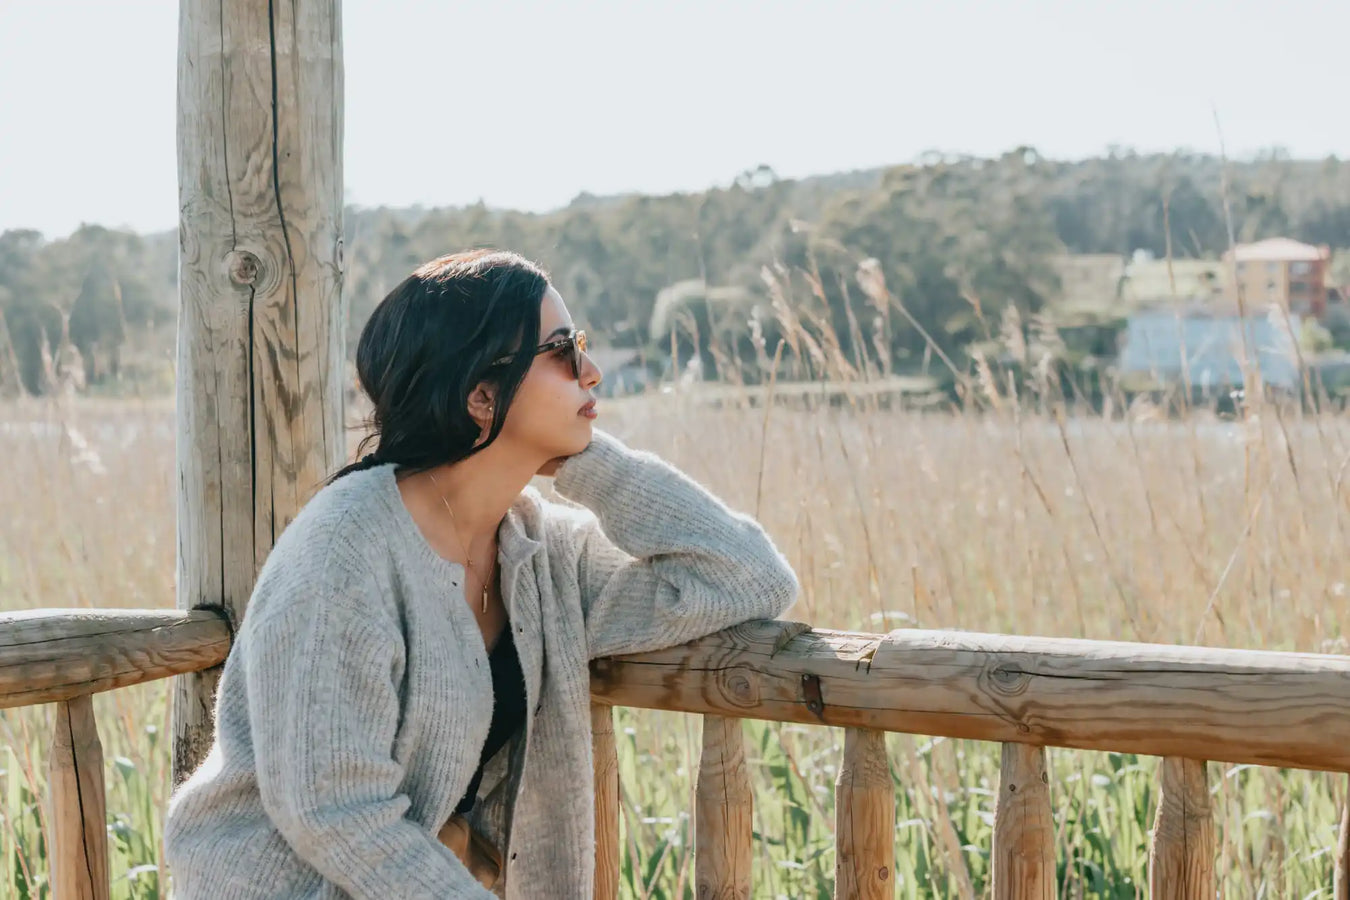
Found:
[4,147,1350,397]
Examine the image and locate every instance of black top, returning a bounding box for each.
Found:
[454,626,527,815]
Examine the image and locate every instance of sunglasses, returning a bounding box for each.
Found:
[490,329,589,380]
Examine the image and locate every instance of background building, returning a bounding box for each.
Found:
[1224,238,1332,319]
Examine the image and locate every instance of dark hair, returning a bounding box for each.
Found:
[329,249,550,482]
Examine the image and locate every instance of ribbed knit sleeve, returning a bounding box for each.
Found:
[241,571,495,899]
[551,430,799,660]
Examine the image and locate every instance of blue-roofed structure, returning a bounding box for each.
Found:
[1118,311,1302,390]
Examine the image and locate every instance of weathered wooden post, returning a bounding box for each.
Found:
[591,702,620,900]
[833,727,894,900]
[992,743,1055,900]
[1149,757,1215,898]
[696,716,753,899]
[50,695,109,900]
[173,0,345,784]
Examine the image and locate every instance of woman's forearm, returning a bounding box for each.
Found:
[551,430,799,658]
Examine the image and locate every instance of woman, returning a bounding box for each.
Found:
[163,249,799,898]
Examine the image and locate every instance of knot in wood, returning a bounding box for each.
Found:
[986,662,1031,695]
[717,667,760,708]
[227,250,261,287]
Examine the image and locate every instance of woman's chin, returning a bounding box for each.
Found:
[572,419,595,448]
[533,421,592,463]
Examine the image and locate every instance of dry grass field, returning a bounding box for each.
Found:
[2,381,1349,896]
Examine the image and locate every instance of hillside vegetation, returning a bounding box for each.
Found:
[5,149,1350,400]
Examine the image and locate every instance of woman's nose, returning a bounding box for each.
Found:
[579,352,603,389]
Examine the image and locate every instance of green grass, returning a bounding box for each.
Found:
[607,709,1344,897]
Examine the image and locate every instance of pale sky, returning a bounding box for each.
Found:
[3,0,1348,239]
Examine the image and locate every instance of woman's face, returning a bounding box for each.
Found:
[494,286,603,461]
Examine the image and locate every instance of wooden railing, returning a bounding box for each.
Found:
[4,609,1350,898]
[0,608,231,900]
[588,620,1350,899]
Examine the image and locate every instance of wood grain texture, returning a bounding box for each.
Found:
[1149,757,1214,899]
[696,716,752,900]
[0,608,230,708]
[833,728,894,900]
[591,703,619,900]
[50,695,110,900]
[589,620,1350,770]
[175,0,345,785]
[992,743,1054,900]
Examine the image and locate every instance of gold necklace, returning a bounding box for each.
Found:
[427,470,492,614]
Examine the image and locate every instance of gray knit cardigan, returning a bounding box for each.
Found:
[163,430,799,898]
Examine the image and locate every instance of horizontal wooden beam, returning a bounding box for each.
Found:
[0,608,231,708]
[590,620,1350,772]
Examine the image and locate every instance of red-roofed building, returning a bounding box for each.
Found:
[1223,238,1332,319]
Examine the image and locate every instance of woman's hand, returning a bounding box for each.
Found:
[536,456,570,478]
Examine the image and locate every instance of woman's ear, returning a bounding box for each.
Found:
[466,382,498,431]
